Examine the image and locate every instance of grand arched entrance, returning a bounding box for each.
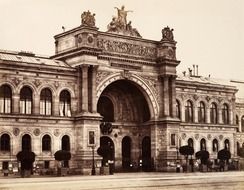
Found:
[97,79,152,172]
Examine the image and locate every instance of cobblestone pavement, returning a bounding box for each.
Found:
[0,171,244,190]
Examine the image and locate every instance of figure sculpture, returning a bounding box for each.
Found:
[114,5,132,29]
[81,10,96,27]
[162,26,174,41]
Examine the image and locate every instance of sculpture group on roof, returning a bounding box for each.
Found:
[81,10,96,27]
[162,26,174,41]
[107,5,142,38]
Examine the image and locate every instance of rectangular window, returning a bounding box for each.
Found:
[44,161,50,169]
[2,161,8,170]
[171,134,176,146]
[0,98,4,113]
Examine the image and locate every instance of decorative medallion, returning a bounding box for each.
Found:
[34,79,41,87]
[12,77,20,86]
[182,133,187,140]
[87,36,94,43]
[100,122,113,135]
[207,134,212,140]
[206,96,211,102]
[195,134,199,140]
[33,128,41,136]
[54,129,60,137]
[193,94,199,100]
[54,81,59,89]
[13,128,20,136]
[219,135,223,140]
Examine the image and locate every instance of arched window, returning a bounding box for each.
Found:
[210,103,217,124]
[222,104,229,124]
[0,134,10,151]
[241,116,244,132]
[224,139,230,151]
[40,88,52,115]
[62,135,70,151]
[237,142,240,156]
[176,100,181,120]
[185,100,193,122]
[188,138,194,149]
[22,134,31,151]
[198,101,205,123]
[20,87,32,114]
[236,115,239,125]
[212,139,218,152]
[200,139,206,151]
[59,90,71,117]
[42,135,51,151]
[0,85,12,113]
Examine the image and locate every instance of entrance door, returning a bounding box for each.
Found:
[100,136,114,166]
[142,136,152,171]
[122,136,131,171]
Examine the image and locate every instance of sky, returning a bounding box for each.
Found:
[0,0,243,80]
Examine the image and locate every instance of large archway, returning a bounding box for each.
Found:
[97,79,152,172]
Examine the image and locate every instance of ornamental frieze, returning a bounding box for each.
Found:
[97,38,156,58]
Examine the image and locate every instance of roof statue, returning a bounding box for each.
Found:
[81,10,96,27]
[161,26,174,41]
[107,5,142,38]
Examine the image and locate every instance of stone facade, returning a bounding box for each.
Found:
[0,9,243,175]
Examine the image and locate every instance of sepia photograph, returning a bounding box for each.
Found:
[0,0,243,189]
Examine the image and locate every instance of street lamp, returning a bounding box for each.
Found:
[91,145,96,175]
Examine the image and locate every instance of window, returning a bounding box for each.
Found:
[171,134,176,146]
[241,116,244,132]
[185,100,193,122]
[22,134,31,151]
[200,139,206,151]
[20,87,32,114]
[44,161,50,169]
[188,138,194,149]
[212,139,218,152]
[236,115,239,125]
[210,103,217,124]
[237,142,240,156]
[0,85,12,113]
[176,100,181,119]
[2,161,8,170]
[42,135,51,151]
[198,101,205,123]
[224,139,230,151]
[222,104,229,124]
[40,88,52,115]
[0,134,10,151]
[62,135,70,151]
[59,90,71,117]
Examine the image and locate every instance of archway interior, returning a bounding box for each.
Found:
[97,80,150,123]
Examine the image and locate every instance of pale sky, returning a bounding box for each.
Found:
[0,0,243,80]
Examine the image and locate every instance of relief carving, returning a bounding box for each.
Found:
[97,38,156,59]
[12,77,20,86]
[143,75,159,102]
[33,128,41,136]
[96,71,112,85]
[13,128,20,136]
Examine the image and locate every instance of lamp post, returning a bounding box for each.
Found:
[91,145,96,175]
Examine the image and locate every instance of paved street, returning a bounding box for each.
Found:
[0,171,244,190]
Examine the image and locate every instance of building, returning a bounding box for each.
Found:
[0,7,243,175]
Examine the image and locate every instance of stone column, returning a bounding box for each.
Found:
[169,76,176,118]
[218,108,222,124]
[33,94,40,115]
[91,66,98,113]
[12,93,20,114]
[163,76,169,117]
[53,96,59,116]
[206,106,210,123]
[81,65,89,113]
